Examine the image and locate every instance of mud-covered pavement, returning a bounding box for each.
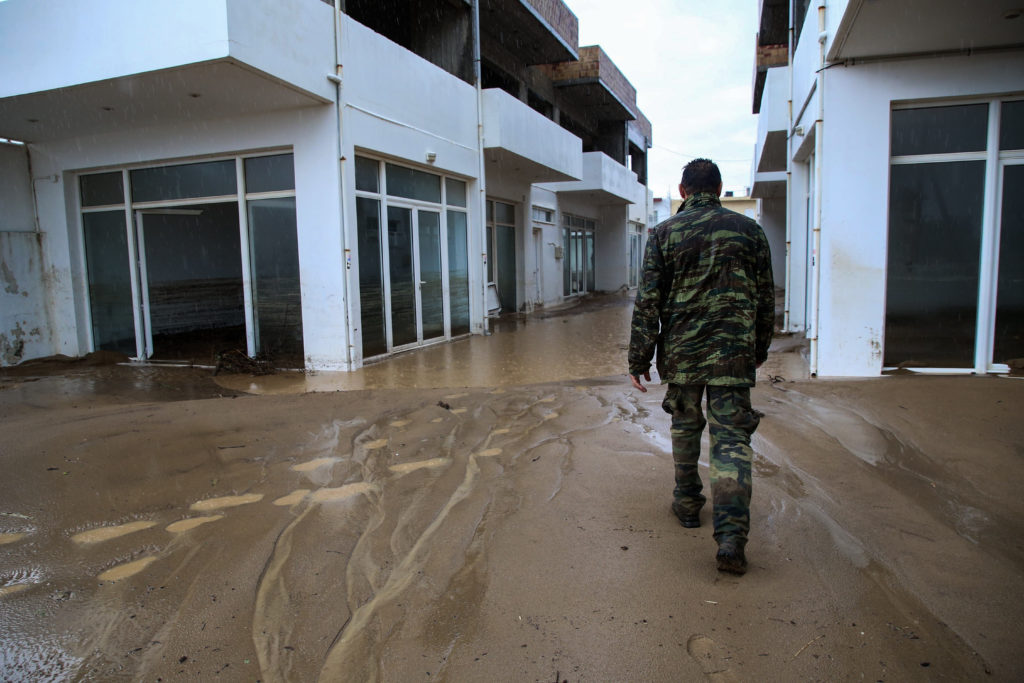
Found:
[2,296,1023,681]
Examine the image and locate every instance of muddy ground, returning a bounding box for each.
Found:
[1,296,1023,682]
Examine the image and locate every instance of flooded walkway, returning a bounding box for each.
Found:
[218,293,636,394]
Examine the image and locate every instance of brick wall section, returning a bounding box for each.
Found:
[539,46,637,116]
[525,0,578,52]
[756,44,788,69]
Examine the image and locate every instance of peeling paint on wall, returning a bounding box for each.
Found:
[1,260,19,294]
[1,232,52,366]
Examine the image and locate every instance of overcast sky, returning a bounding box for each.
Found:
[568,0,759,199]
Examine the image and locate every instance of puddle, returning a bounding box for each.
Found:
[71,521,157,545]
[190,493,263,512]
[98,557,157,582]
[272,490,311,507]
[310,483,377,503]
[0,532,28,546]
[166,515,223,533]
[389,458,448,474]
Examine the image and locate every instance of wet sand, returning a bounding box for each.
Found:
[1,296,1023,681]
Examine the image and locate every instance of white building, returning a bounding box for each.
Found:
[751,0,1024,377]
[0,0,652,370]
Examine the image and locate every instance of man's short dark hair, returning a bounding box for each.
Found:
[681,158,722,195]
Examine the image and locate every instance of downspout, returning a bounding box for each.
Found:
[331,0,354,369]
[809,1,826,376]
[783,10,794,332]
[471,0,489,334]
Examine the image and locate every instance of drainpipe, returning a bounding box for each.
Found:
[809,1,826,376]
[783,10,794,333]
[471,0,489,334]
[331,0,354,369]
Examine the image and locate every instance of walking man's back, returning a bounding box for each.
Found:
[628,158,774,575]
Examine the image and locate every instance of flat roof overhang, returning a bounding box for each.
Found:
[480,0,579,65]
[0,59,329,143]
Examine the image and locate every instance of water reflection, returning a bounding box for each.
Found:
[217,295,633,394]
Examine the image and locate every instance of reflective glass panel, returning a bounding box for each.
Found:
[486,225,494,283]
[131,160,237,202]
[497,224,516,311]
[386,164,441,203]
[586,231,595,291]
[1000,100,1024,151]
[248,197,303,364]
[388,206,416,346]
[562,228,570,295]
[357,197,386,357]
[141,203,245,362]
[447,210,470,335]
[355,156,379,193]
[994,164,1024,364]
[418,210,444,340]
[891,104,988,156]
[82,210,135,354]
[494,201,515,225]
[81,172,124,207]
[445,178,467,207]
[244,154,295,194]
[885,161,985,367]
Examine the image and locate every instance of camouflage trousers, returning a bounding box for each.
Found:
[662,384,760,546]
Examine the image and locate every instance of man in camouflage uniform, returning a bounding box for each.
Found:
[628,158,774,575]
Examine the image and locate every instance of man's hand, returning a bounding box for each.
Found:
[630,371,651,393]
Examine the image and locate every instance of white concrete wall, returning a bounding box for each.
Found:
[0,143,51,365]
[815,51,1024,376]
[0,0,333,101]
[482,89,582,182]
[24,105,348,368]
[595,204,630,292]
[530,187,563,307]
[758,197,787,289]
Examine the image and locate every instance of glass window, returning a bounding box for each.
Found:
[248,197,304,364]
[357,197,386,357]
[445,178,467,207]
[497,224,516,311]
[532,206,554,223]
[418,210,444,340]
[994,164,1024,364]
[131,160,237,202]
[82,211,135,354]
[386,163,441,203]
[387,206,417,346]
[1000,100,1024,151]
[447,210,470,335]
[494,201,514,225]
[885,160,986,367]
[80,172,124,207]
[355,156,379,193]
[891,104,988,156]
[244,154,295,194]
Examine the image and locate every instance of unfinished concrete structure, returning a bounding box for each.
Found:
[0,0,652,370]
[752,0,1024,376]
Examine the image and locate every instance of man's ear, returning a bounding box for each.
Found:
[678,183,687,200]
[716,182,724,197]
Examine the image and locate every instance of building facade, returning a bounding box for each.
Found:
[0,0,652,370]
[752,0,1024,376]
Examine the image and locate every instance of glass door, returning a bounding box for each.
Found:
[386,205,444,349]
[991,160,1024,368]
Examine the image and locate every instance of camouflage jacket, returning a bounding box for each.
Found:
[628,192,774,387]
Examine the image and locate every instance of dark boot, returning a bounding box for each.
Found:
[716,540,747,575]
[671,500,701,528]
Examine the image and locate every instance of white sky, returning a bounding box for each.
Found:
[567,0,759,199]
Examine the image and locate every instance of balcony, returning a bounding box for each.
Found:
[828,0,1024,62]
[482,88,582,183]
[751,66,787,199]
[480,0,579,65]
[541,151,637,204]
[538,46,637,121]
[0,0,334,143]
